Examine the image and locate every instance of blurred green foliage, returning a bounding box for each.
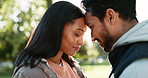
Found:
[0,0,48,62]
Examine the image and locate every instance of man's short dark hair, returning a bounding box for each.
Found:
[82,0,137,22]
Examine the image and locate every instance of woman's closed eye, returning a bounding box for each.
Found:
[75,33,81,37]
[74,29,84,37]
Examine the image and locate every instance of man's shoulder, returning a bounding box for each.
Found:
[118,42,148,52]
[125,42,148,53]
[119,58,148,78]
[110,42,148,78]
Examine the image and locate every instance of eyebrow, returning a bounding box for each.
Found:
[76,28,85,32]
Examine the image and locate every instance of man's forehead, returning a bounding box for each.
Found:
[85,12,93,25]
[85,11,93,16]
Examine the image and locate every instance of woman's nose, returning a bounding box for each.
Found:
[78,37,84,45]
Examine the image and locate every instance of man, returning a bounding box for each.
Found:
[81,0,148,78]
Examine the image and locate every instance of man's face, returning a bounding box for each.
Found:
[85,12,114,52]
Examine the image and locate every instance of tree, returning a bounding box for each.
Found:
[74,41,105,65]
[0,0,52,62]
[46,0,52,7]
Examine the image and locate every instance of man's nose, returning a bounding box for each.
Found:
[91,33,95,41]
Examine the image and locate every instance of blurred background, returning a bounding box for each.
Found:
[0,0,147,78]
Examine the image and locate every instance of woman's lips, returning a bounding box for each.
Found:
[73,47,80,51]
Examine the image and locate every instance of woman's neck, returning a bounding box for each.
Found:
[48,51,63,64]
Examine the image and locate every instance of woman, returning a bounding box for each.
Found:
[12,1,87,78]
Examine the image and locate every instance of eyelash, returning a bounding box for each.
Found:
[75,33,80,37]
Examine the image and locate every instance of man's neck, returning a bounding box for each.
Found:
[122,19,138,34]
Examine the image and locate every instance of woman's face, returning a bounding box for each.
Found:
[60,17,87,56]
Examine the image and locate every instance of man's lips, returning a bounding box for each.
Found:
[94,38,101,43]
[94,38,104,47]
[94,38,99,41]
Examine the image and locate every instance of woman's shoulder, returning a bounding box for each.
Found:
[13,60,57,78]
[13,63,47,78]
